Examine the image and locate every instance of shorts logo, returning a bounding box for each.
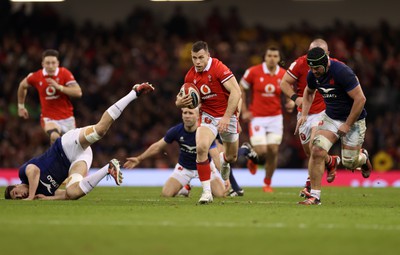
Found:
[178,166,183,171]
[254,125,260,132]
[205,117,212,124]
[300,133,306,141]
[318,120,324,126]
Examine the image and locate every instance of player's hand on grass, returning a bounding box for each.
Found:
[224,180,231,193]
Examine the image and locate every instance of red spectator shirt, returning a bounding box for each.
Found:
[286,55,325,114]
[27,67,77,120]
[184,58,234,117]
[241,63,286,117]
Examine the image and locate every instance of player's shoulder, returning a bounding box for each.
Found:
[58,67,73,75]
[167,123,184,134]
[290,55,308,68]
[246,63,263,74]
[296,54,308,64]
[30,69,43,77]
[26,69,43,82]
[211,57,230,70]
[330,59,352,74]
[185,66,196,78]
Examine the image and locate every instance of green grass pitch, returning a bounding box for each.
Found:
[1,186,399,255]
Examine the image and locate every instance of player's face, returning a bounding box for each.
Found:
[191,49,210,72]
[310,66,325,78]
[42,56,59,76]
[265,50,280,68]
[10,184,29,200]
[182,108,198,128]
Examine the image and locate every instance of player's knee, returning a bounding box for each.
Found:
[342,149,360,169]
[196,144,209,157]
[161,189,175,197]
[311,145,326,159]
[65,173,85,200]
[84,126,103,143]
[66,173,83,188]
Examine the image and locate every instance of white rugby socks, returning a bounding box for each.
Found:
[79,164,109,194]
[106,90,137,120]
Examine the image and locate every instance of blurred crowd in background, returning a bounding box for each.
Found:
[0,3,399,170]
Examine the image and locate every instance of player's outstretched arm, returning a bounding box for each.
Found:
[124,138,168,168]
[35,190,67,200]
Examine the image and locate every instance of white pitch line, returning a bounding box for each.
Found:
[1,219,400,231]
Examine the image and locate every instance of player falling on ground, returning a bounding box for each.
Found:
[5,83,154,200]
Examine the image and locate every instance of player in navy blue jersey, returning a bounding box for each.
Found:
[5,83,155,200]
[295,47,372,205]
[124,108,226,199]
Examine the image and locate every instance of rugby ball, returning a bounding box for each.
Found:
[179,83,200,109]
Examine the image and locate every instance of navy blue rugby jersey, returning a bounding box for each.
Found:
[19,138,71,196]
[307,59,367,121]
[164,123,216,170]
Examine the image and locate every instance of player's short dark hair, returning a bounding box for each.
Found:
[4,185,16,199]
[192,41,208,53]
[265,46,285,66]
[307,47,328,72]
[42,49,59,60]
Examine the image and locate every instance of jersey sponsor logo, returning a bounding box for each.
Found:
[47,175,60,190]
[180,144,196,154]
[319,88,335,93]
[200,84,217,100]
[39,179,53,194]
[261,84,276,97]
[200,84,211,95]
[319,87,337,98]
[181,144,196,151]
[45,86,60,100]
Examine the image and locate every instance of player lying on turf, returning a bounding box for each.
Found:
[5,83,154,200]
